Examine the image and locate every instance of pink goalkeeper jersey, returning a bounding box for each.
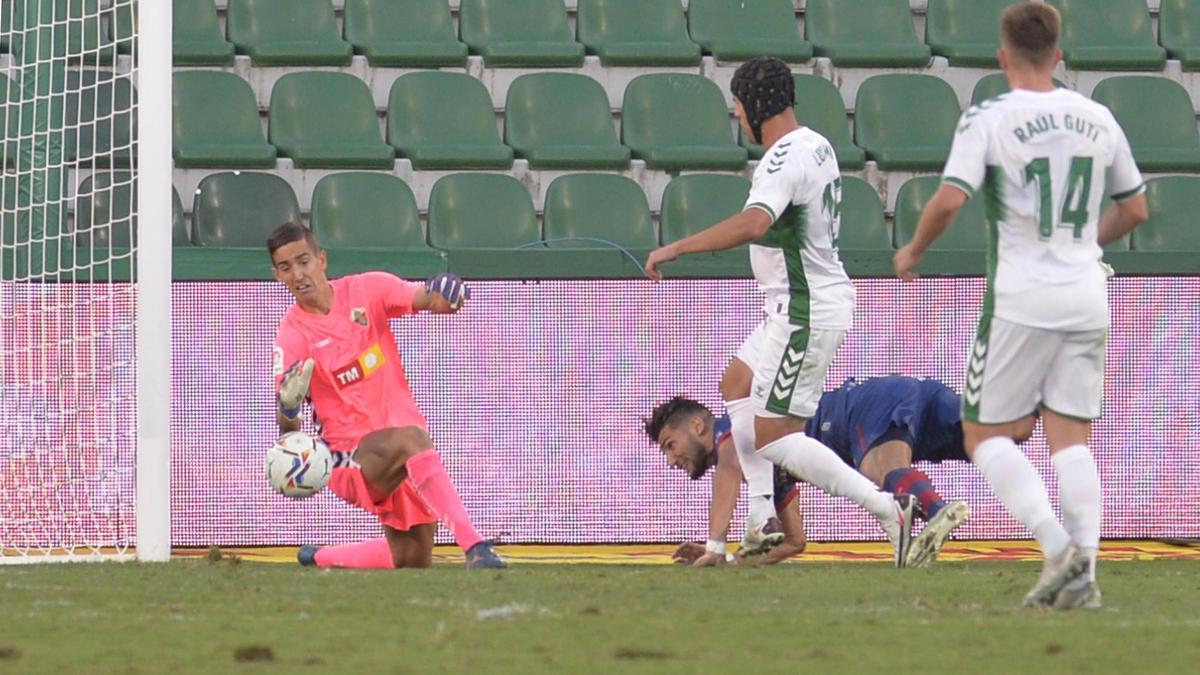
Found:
[273,272,427,452]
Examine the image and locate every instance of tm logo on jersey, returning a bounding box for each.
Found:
[333,344,386,388]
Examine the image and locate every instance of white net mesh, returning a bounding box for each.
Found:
[0,0,139,562]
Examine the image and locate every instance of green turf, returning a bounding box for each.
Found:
[0,558,1197,674]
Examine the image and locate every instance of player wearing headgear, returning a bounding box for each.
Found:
[268,222,506,570]
[894,2,1148,608]
[649,376,977,568]
[646,56,916,567]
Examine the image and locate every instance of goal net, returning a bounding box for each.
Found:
[0,0,170,563]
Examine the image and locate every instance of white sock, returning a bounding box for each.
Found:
[1053,444,1101,582]
[727,398,776,526]
[973,436,1071,558]
[758,432,899,539]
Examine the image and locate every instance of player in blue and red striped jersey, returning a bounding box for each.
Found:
[649,375,988,567]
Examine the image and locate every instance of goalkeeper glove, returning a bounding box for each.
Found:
[278,358,315,419]
[425,273,470,309]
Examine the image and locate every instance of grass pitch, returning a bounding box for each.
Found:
[1,557,1196,674]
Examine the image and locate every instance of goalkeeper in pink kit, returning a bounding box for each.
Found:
[268,222,506,569]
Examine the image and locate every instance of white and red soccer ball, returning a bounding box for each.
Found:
[265,431,332,499]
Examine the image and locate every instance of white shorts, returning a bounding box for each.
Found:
[736,316,844,419]
[964,316,1107,424]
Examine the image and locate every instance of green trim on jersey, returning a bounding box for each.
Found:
[746,202,778,222]
[1111,182,1145,203]
[942,176,976,198]
[765,326,812,415]
[964,166,1005,422]
[754,204,811,327]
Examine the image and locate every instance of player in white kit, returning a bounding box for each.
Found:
[647,56,914,567]
[894,2,1149,608]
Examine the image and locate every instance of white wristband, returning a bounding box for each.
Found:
[705,540,726,556]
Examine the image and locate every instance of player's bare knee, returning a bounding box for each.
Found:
[382,426,434,462]
[720,358,753,402]
[753,415,805,450]
[1013,415,1036,444]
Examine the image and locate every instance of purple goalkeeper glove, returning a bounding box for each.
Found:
[425,273,470,309]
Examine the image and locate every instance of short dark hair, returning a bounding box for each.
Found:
[1001,1,1060,67]
[266,222,320,260]
[643,396,712,443]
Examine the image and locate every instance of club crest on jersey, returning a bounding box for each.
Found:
[332,344,386,388]
[350,307,369,327]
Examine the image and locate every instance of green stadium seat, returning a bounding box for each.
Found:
[1091,76,1200,171]
[855,74,960,171]
[576,0,700,66]
[269,72,394,169]
[173,0,235,65]
[1046,0,1166,70]
[173,187,189,246]
[173,71,276,168]
[75,172,135,249]
[9,0,117,65]
[621,74,747,171]
[505,73,630,170]
[1160,0,1200,70]
[0,73,13,166]
[804,0,931,67]
[659,174,750,244]
[1132,177,1200,252]
[226,0,353,66]
[427,173,538,249]
[458,0,584,67]
[894,176,988,250]
[191,172,301,247]
[542,174,655,249]
[310,173,428,249]
[925,0,1008,67]
[836,177,889,250]
[386,72,513,170]
[686,0,811,63]
[970,73,1066,106]
[740,75,865,170]
[110,0,134,55]
[343,0,467,68]
[65,70,135,168]
[1,1,10,53]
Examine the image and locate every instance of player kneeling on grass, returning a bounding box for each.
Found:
[649,376,980,568]
[646,397,807,566]
[269,222,505,570]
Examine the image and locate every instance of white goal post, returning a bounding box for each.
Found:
[0,0,171,563]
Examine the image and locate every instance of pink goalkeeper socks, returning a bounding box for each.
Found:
[314,538,394,569]
[406,449,485,552]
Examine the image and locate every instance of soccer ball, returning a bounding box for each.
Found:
[265,431,333,499]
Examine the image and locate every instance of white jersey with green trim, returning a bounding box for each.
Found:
[743,127,855,330]
[942,87,1144,331]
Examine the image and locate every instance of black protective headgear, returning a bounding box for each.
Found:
[730,57,795,145]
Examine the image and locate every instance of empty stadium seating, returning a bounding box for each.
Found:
[269,72,394,169]
[621,74,747,170]
[427,173,539,249]
[925,0,1007,67]
[225,0,353,66]
[543,174,656,249]
[576,0,700,67]
[659,174,750,244]
[1047,0,1166,70]
[1133,176,1200,251]
[310,173,428,249]
[173,71,277,168]
[504,73,630,169]
[1091,76,1200,171]
[65,70,135,168]
[191,172,302,247]
[343,0,468,68]
[75,172,136,249]
[687,0,812,63]
[836,177,890,250]
[172,187,189,246]
[1160,0,1200,70]
[387,72,514,170]
[804,0,931,67]
[173,0,236,65]
[458,0,585,67]
[893,176,988,250]
[855,74,960,171]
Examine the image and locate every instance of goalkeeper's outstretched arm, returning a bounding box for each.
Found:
[277,358,314,434]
